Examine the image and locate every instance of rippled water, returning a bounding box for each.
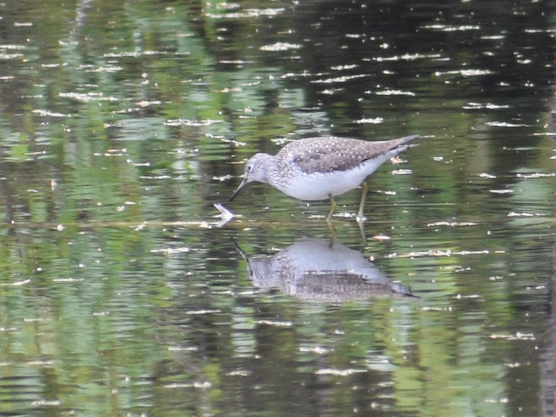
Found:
[0,0,555,416]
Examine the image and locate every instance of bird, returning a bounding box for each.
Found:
[233,238,415,301]
[230,134,419,222]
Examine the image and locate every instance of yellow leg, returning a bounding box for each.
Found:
[327,195,337,223]
[327,220,337,246]
[357,219,367,246]
[356,182,368,222]
[327,195,338,244]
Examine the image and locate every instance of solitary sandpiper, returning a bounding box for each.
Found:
[230,134,420,221]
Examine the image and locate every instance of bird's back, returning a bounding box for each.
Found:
[279,135,419,175]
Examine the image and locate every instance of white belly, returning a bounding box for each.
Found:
[278,159,384,201]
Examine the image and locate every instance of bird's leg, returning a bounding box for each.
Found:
[356,181,368,222]
[327,195,338,243]
[328,221,337,247]
[357,219,367,247]
[327,195,337,223]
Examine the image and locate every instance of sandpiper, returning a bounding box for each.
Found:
[230,134,419,221]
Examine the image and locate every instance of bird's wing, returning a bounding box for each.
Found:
[288,136,416,174]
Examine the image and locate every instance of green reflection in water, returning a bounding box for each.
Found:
[0,0,554,416]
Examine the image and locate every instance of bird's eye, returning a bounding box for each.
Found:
[246,164,252,173]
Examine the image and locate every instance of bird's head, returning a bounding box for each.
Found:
[230,153,272,201]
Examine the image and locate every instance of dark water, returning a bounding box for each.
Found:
[0,0,555,416]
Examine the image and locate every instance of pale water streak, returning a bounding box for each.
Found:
[0,0,554,416]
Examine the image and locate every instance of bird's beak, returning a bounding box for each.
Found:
[230,177,249,201]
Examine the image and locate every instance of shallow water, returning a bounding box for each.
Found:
[0,0,555,416]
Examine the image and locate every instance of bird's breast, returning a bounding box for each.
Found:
[274,164,375,201]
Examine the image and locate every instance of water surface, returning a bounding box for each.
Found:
[0,0,555,416]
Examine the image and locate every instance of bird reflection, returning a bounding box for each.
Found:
[234,238,415,302]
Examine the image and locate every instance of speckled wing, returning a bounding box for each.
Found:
[284,135,419,174]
